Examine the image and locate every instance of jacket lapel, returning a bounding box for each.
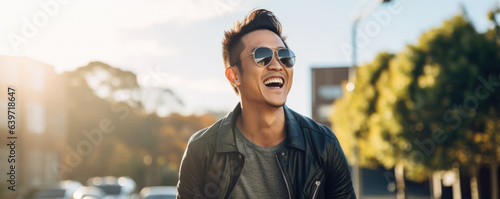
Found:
[215,103,306,152]
[283,105,306,151]
[215,103,241,153]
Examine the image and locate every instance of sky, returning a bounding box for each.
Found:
[0,0,498,117]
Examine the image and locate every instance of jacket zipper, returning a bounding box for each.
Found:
[312,180,321,199]
[276,155,292,199]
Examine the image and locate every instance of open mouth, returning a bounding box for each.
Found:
[264,77,284,88]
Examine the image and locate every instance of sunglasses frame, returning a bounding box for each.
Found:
[236,47,296,68]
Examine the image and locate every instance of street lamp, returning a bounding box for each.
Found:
[349,0,392,197]
[349,0,392,88]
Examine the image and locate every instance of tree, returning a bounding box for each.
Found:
[394,14,500,198]
[60,62,218,188]
[332,51,413,198]
[331,13,500,198]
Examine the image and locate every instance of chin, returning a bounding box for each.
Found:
[266,100,286,108]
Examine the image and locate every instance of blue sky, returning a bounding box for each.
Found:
[1,0,498,116]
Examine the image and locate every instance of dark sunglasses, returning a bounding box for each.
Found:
[238,47,296,68]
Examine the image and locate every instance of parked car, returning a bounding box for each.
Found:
[139,186,177,199]
[18,180,82,199]
[87,176,136,199]
[72,186,106,199]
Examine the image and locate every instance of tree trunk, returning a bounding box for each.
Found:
[431,171,442,199]
[493,117,498,199]
[492,162,498,199]
[352,145,361,197]
[395,164,406,199]
[452,166,462,199]
[470,165,479,199]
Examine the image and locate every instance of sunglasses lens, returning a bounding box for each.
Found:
[253,47,273,66]
[278,49,295,68]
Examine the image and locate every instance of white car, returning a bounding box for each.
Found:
[72,186,106,199]
[87,176,136,199]
[139,186,177,199]
[18,180,82,199]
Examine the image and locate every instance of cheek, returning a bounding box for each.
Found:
[288,70,294,84]
[240,71,261,90]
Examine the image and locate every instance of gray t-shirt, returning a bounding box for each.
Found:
[228,126,289,199]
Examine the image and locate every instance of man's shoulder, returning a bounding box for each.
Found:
[188,117,224,145]
[286,107,336,140]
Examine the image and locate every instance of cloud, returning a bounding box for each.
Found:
[122,40,178,57]
[16,17,178,72]
[108,0,232,29]
[53,0,245,30]
[0,0,247,72]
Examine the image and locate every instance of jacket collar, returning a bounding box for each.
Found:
[216,103,306,153]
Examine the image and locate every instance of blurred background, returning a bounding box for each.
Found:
[0,0,499,199]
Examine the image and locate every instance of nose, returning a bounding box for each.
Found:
[267,51,283,71]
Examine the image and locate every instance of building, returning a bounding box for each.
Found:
[311,66,348,127]
[0,55,67,198]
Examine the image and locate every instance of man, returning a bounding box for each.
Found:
[177,9,356,199]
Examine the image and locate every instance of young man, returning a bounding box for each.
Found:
[177,9,356,199]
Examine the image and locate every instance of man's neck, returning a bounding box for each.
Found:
[236,102,286,147]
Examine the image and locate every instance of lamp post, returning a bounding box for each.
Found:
[349,0,392,197]
[349,0,392,85]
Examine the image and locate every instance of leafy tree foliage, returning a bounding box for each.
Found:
[61,62,218,187]
[331,14,500,183]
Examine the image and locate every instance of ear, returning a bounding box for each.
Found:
[225,67,241,86]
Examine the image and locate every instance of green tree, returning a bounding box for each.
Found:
[395,14,499,198]
[60,62,218,189]
[331,13,500,198]
[332,51,413,198]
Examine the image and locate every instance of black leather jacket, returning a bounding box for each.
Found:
[177,104,356,199]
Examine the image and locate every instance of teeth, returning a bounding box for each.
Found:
[264,78,284,86]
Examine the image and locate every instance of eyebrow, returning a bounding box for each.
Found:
[252,46,287,51]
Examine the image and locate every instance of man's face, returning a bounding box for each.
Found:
[235,29,293,108]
